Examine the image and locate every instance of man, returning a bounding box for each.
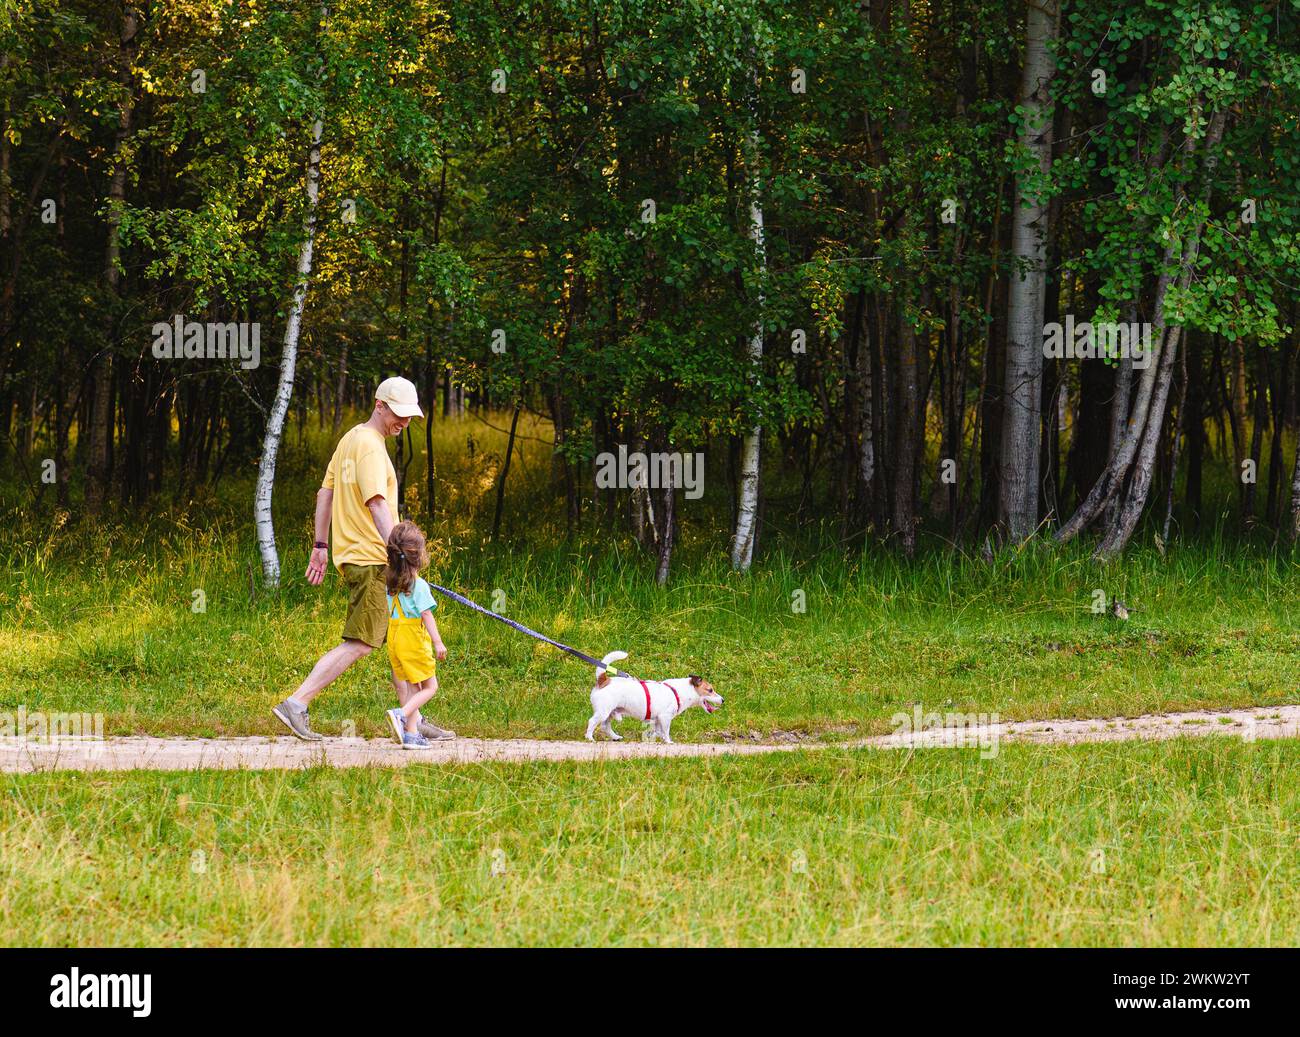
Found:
[272,376,455,742]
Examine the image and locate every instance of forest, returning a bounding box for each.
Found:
[1,0,1299,583]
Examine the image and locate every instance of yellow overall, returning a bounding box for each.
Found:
[386,593,437,684]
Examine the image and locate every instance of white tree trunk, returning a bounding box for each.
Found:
[730,55,765,572]
[1055,253,1177,543]
[998,0,1059,541]
[1101,306,1137,530]
[1095,325,1185,557]
[655,451,675,586]
[256,115,323,586]
[1289,428,1300,541]
[859,348,875,489]
[1094,108,1227,559]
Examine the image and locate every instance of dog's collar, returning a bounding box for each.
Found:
[638,680,681,720]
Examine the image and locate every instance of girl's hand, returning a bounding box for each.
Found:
[433,639,448,661]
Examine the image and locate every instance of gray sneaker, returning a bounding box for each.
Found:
[273,699,323,741]
[417,719,456,740]
[385,708,407,745]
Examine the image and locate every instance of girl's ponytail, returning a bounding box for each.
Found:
[384,521,429,596]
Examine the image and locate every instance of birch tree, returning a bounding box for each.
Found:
[1093,107,1228,559]
[1051,0,1290,555]
[998,0,1059,542]
[255,113,323,585]
[730,44,765,572]
[1290,433,1300,541]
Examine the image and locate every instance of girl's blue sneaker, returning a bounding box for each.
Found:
[401,730,432,750]
[386,708,406,745]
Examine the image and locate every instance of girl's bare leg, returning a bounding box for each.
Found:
[391,674,411,707]
[392,674,430,727]
[401,678,439,732]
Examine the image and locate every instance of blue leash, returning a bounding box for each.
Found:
[428,583,633,679]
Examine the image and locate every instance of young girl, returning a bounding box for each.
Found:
[382,521,450,749]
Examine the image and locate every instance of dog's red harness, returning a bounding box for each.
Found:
[639,680,681,720]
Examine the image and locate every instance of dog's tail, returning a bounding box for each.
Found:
[595,650,628,682]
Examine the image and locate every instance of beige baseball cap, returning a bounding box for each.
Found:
[375,376,424,418]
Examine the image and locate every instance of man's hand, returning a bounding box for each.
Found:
[306,547,328,585]
[309,488,333,585]
[433,639,448,661]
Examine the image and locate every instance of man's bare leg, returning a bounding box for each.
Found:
[291,639,374,704]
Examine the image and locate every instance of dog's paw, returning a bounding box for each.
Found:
[608,732,623,741]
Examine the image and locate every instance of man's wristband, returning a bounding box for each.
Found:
[313,541,328,550]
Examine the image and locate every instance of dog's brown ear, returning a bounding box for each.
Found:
[689,674,703,688]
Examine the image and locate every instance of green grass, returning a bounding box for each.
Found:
[2,411,1297,949]
[1,409,1297,740]
[3,738,1297,946]
[0,536,1295,740]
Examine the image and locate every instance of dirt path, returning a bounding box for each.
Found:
[0,733,808,773]
[3,704,1298,773]
[867,703,1300,749]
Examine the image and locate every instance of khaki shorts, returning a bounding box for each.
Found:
[340,564,388,648]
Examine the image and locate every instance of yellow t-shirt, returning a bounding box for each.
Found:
[322,425,398,568]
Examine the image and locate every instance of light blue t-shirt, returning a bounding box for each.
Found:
[387,576,437,619]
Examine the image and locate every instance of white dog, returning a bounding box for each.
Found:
[585,651,723,744]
